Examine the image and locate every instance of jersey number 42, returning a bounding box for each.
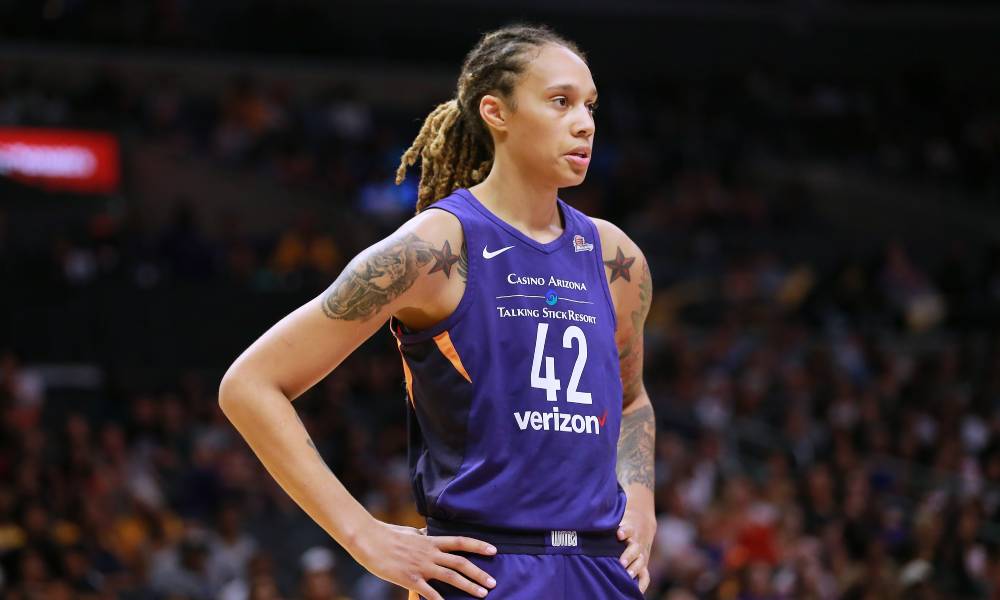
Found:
[530,322,592,405]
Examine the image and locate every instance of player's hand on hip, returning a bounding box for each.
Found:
[354,519,498,600]
[618,509,656,592]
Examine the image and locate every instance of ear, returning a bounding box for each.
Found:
[479,94,509,135]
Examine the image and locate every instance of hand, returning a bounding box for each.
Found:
[617,509,656,593]
[352,519,498,600]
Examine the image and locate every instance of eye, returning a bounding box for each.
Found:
[553,96,569,107]
[587,102,599,115]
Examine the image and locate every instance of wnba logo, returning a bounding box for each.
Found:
[550,530,579,547]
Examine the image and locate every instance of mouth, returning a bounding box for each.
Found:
[564,153,591,167]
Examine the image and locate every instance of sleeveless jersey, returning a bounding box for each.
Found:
[388,187,627,532]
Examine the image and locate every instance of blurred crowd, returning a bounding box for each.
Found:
[0,59,997,296]
[1,55,999,209]
[0,349,418,600]
[2,56,1000,600]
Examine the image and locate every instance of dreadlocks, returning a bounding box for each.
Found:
[394,23,586,213]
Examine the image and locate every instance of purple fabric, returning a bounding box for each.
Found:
[423,552,645,599]
[393,187,627,533]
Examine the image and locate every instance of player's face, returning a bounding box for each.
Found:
[507,44,597,188]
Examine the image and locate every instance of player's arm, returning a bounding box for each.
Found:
[594,219,655,497]
[218,209,497,600]
[594,218,656,588]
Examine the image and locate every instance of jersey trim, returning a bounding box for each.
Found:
[394,336,415,406]
[432,330,472,383]
[454,188,573,255]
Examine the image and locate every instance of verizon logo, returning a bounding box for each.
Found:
[512,406,605,436]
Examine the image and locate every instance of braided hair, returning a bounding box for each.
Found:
[394,23,586,213]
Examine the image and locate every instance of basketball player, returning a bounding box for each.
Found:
[219,24,656,599]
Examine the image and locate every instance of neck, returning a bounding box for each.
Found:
[469,157,563,242]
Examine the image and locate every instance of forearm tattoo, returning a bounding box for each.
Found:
[617,403,655,491]
[294,410,332,474]
[321,233,459,321]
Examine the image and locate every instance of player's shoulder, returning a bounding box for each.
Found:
[355,198,465,285]
[393,201,465,247]
[590,217,645,263]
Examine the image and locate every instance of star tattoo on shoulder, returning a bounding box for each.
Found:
[604,246,636,284]
[428,240,461,279]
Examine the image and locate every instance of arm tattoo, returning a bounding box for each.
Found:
[617,260,654,490]
[619,260,652,401]
[428,239,461,278]
[618,341,641,401]
[633,260,652,333]
[321,233,458,321]
[617,403,655,491]
[294,410,333,474]
[604,246,636,284]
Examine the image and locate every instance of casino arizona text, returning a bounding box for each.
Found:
[507,273,588,291]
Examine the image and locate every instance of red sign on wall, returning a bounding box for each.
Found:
[0,128,121,195]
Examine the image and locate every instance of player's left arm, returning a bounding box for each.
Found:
[593,218,655,591]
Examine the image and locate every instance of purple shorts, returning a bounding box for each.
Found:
[409,519,646,599]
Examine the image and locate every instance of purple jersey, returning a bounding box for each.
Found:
[389,187,626,532]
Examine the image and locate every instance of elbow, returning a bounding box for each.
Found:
[218,368,249,416]
[218,368,288,419]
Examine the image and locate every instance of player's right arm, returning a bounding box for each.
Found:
[218,208,497,600]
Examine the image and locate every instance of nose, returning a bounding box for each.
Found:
[574,104,595,138]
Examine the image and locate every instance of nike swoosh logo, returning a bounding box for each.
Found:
[482,245,515,259]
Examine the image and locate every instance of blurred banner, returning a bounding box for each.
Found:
[0,128,120,195]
